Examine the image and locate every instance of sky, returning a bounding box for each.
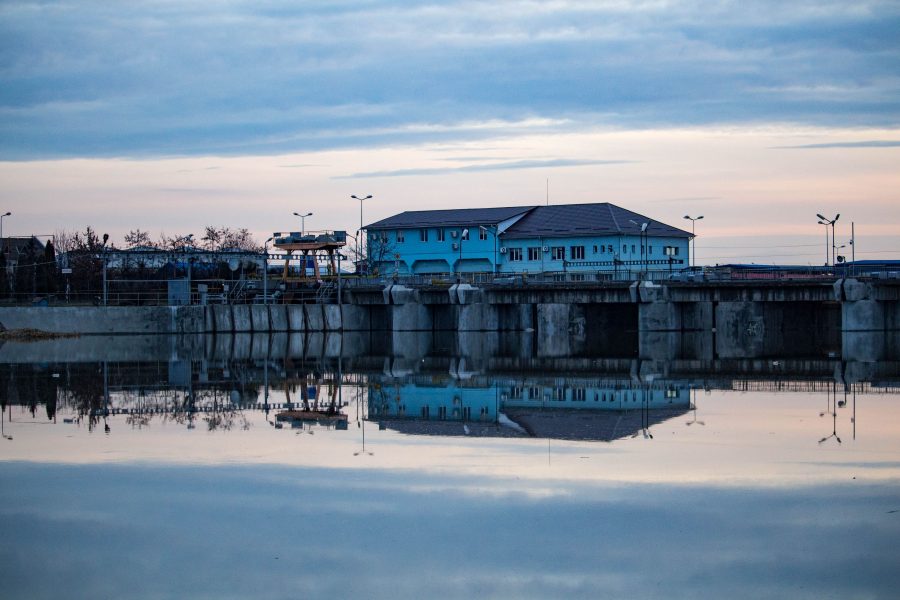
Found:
[1,0,899,264]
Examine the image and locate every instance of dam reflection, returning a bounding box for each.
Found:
[2,333,898,443]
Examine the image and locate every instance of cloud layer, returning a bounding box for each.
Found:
[2,1,900,159]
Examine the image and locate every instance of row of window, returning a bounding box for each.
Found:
[375,230,682,259]
[507,387,681,401]
[507,245,680,262]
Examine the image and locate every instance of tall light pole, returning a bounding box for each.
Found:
[479,225,498,275]
[630,220,650,279]
[101,233,109,306]
[263,236,273,305]
[683,215,703,268]
[816,213,839,267]
[0,211,10,256]
[293,212,312,236]
[351,194,372,266]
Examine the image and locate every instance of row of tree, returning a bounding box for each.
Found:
[54,226,262,253]
[1,226,263,302]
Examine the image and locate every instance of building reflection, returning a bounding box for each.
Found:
[1,333,899,441]
[366,375,690,441]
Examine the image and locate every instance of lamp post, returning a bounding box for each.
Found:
[293,212,312,236]
[479,225,498,275]
[263,236,273,305]
[816,213,840,267]
[0,211,10,255]
[683,215,703,268]
[101,233,109,306]
[454,228,473,280]
[630,220,650,279]
[351,194,372,264]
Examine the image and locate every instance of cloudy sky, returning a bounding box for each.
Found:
[1,1,899,263]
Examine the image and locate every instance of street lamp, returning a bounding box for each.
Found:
[101,233,109,306]
[351,194,372,265]
[816,213,840,267]
[0,211,10,259]
[479,225,498,275]
[263,236,274,305]
[293,212,312,236]
[457,228,469,278]
[630,220,650,279]
[683,215,703,268]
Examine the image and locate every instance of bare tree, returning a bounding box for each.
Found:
[124,229,155,249]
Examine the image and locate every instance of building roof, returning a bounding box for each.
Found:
[501,203,692,239]
[365,206,536,230]
[1,236,45,262]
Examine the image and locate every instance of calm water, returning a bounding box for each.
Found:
[2,333,899,599]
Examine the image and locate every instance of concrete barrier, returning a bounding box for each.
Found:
[287,305,305,332]
[232,305,253,332]
[250,305,270,332]
[323,304,342,331]
[305,304,325,331]
[269,305,289,331]
[211,305,233,333]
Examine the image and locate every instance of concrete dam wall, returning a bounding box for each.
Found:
[1,279,897,361]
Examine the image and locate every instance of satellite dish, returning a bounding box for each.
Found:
[228,258,240,271]
[837,256,845,263]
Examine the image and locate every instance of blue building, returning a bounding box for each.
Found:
[364,203,691,277]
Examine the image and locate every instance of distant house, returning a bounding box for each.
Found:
[1,236,45,270]
[363,203,691,277]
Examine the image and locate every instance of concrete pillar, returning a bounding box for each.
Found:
[841,279,887,362]
[232,305,253,332]
[286,305,305,332]
[715,301,767,358]
[250,305,270,332]
[536,303,571,357]
[269,305,289,332]
[391,303,431,331]
[305,304,325,331]
[323,304,343,331]
[212,304,234,333]
[457,303,498,332]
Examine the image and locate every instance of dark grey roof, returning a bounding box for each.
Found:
[501,203,692,239]
[365,206,536,230]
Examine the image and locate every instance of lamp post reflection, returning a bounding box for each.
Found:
[818,380,841,445]
[355,377,373,457]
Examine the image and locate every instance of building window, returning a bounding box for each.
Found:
[396,230,405,243]
[381,232,388,242]
[648,245,652,255]
[438,406,447,420]
[479,227,488,240]
[527,247,541,261]
[664,246,679,256]
[528,387,541,400]
[551,246,565,260]
[420,229,429,242]
[437,229,445,242]
[510,387,523,400]
[607,244,613,253]
[570,246,585,260]
[461,229,469,240]
[632,244,636,254]
[573,388,586,401]
[623,244,627,253]
[508,247,523,261]
[593,245,598,253]
[421,405,430,419]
